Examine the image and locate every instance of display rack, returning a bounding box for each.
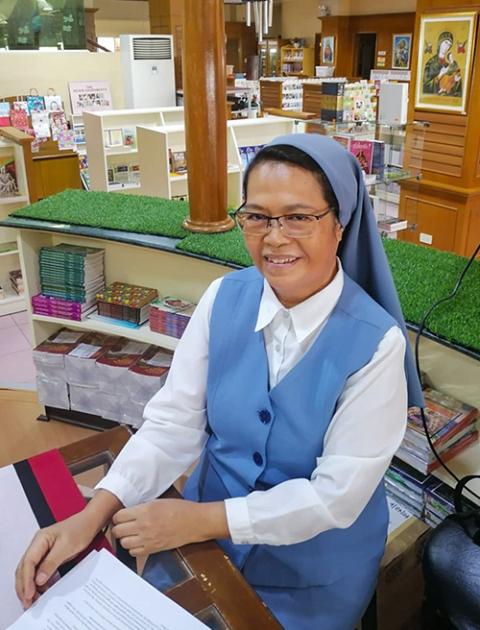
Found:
[280,45,314,77]
[0,128,33,315]
[300,119,423,236]
[83,107,184,193]
[137,116,297,206]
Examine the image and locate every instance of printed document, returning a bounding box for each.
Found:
[8,548,207,629]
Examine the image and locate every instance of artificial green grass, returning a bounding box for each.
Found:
[383,238,480,351]
[11,189,190,238]
[177,226,253,267]
[9,189,480,353]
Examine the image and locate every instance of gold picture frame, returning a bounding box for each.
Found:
[414,12,478,113]
[321,35,335,65]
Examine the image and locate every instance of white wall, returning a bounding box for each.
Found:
[0,51,124,118]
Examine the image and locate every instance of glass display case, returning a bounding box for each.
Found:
[294,119,427,237]
[258,38,279,77]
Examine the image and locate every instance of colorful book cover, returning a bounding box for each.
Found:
[26,95,45,115]
[371,140,385,177]
[169,149,187,174]
[57,129,76,151]
[0,102,11,127]
[122,127,136,148]
[350,139,374,174]
[0,157,18,197]
[333,135,352,151]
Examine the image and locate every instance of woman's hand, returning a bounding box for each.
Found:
[111,498,229,556]
[15,511,96,609]
[15,489,123,609]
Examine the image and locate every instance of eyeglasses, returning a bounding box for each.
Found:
[233,204,333,238]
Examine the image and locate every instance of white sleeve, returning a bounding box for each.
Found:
[95,278,222,507]
[225,326,408,545]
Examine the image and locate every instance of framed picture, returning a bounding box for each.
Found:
[392,34,412,69]
[414,12,477,113]
[321,35,335,65]
[68,81,113,116]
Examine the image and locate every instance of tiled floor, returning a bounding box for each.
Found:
[0,311,36,389]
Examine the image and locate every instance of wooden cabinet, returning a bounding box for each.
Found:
[280,46,314,77]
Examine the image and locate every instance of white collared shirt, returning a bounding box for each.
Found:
[97,263,407,546]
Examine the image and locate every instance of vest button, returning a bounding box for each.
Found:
[258,409,271,424]
[253,452,263,466]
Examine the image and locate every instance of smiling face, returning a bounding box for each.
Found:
[243,161,343,308]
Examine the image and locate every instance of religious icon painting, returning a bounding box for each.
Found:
[321,35,335,65]
[392,34,412,70]
[414,12,477,113]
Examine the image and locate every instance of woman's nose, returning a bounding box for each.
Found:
[263,221,291,245]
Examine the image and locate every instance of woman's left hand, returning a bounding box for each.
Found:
[111,498,229,556]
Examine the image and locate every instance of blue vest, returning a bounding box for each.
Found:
[184,267,397,588]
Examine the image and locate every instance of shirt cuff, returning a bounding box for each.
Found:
[224,496,255,545]
[95,471,143,508]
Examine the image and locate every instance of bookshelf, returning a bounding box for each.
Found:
[0,128,33,315]
[137,116,297,206]
[280,45,314,77]
[138,116,295,207]
[83,107,184,194]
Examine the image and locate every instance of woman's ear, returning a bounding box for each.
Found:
[335,221,344,243]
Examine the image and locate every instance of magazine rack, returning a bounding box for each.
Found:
[59,426,281,630]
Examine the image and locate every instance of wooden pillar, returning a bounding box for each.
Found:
[182,0,234,233]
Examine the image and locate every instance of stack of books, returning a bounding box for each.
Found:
[32,244,105,321]
[149,296,196,339]
[385,458,430,519]
[96,282,158,326]
[424,478,477,529]
[397,386,479,475]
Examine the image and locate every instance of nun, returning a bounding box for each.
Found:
[16,134,423,630]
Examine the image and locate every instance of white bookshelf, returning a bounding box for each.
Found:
[137,116,297,206]
[17,227,232,350]
[0,134,31,315]
[83,107,184,194]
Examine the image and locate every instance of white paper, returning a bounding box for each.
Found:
[387,496,413,535]
[68,343,102,359]
[0,466,41,629]
[8,549,207,630]
[52,331,84,344]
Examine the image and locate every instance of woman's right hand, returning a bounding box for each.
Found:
[15,488,123,609]
[15,510,97,609]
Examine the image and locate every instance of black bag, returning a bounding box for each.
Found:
[423,475,480,630]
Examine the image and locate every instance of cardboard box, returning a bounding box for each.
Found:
[359,501,431,630]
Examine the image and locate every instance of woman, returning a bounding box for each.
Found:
[16,134,423,629]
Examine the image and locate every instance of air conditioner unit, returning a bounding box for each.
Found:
[120,35,176,108]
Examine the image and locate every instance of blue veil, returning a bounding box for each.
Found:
[268,133,424,408]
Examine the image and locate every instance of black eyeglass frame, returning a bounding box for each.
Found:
[232,203,333,237]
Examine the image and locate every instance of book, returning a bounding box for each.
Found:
[49,111,68,141]
[1,450,111,628]
[350,139,374,174]
[0,157,18,197]
[122,126,136,148]
[169,148,187,174]
[104,127,123,147]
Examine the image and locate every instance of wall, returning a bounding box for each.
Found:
[280,0,416,45]
[0,51,124,118]
[88,0,150,37]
